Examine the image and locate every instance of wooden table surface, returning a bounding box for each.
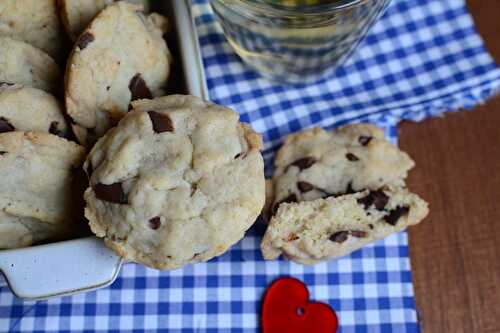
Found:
[397,1,500,332]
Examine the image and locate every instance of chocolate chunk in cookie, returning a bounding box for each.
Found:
[357,190,389,210]
[148,216,161,230]
[148,111,173,133]
[288,157,316,171]
[77,32,95,50]
[93,183,127,204]
[358,135,372,146]
[129,73,152,101]
[346,153,359,161]
[384,206,410,225]
[0,118,15,133]
[297,181,314,193]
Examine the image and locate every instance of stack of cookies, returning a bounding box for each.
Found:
[0,0,267,271]
[0,0,174,250]
[261,124,429,264]
[0,0,80,249]
[0,0,428,271]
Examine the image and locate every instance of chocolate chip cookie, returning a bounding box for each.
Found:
[0,132,86,249]
[58,0,150,41]
[65,2,171,146]
[261,187,429,264]
[267,124,415,217]
[84,95,265,270]
[0,85,68,136]
[0,211,70,249]
[0,37,61,94]
[0,0,65,60]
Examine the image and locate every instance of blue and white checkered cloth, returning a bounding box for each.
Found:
[1,0,499,332]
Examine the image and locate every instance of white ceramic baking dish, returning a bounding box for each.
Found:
[0,0,208,300]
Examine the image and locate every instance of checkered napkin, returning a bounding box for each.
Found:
[1,0,499,332]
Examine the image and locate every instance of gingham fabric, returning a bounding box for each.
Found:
[1,0,499,332]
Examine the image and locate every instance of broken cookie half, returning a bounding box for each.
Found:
[261,123,429,264]
[261,186,428,264]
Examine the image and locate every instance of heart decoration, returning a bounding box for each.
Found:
[262,277,339,333]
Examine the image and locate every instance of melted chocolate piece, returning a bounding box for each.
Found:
[372,190,389,210]
[346,153,359,161]
[148,111,173,133]
[330,231,349,243]
[357,190,389,211]
[148,216,161,230]
[384,206,410,225]
[358,136,372,146]
[49,121,64,137]
[297,181,314,193]
[129,73,152,101]
[94,182,127,204]
[330,230,368,243]
[287,157,316,171]
[77,32,95,50]
[0,118,14,133]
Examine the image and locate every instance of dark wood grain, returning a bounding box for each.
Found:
[397,1,500,332]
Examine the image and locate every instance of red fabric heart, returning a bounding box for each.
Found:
[262,277,338,333]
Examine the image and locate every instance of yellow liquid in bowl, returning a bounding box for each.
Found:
[211,0,390,83]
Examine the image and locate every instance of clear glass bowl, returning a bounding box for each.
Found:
[210,0,391,83]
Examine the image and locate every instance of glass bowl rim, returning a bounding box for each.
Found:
[210,0,367,16]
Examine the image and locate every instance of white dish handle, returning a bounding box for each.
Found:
[0,237,123,300]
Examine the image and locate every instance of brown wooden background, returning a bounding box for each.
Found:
[397,0,500,332]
